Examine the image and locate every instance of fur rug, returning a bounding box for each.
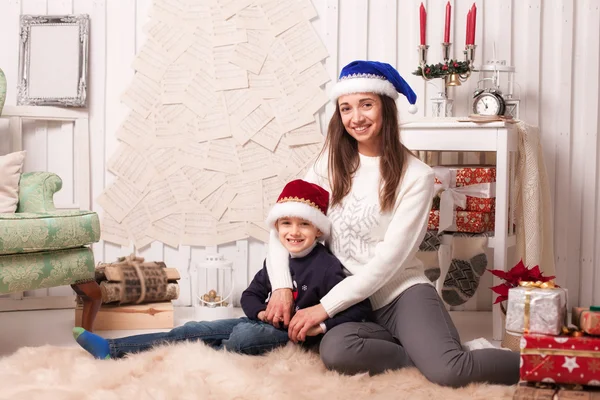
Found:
[0,342,516,400]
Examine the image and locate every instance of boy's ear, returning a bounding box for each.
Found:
[316,229,323,238]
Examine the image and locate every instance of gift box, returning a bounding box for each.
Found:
[573,307,600,336]
[432,195,495,213]
[432,166,496,232]
[428,209,494,233]
[505,286,568,336]
[520,333,600,386]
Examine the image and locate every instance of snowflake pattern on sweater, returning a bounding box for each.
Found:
[328,193,379,264]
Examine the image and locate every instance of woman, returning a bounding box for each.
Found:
[263,60,519,387]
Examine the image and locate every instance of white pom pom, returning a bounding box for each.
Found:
[408,104,418,114]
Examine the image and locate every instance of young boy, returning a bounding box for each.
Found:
[73,179,372,359]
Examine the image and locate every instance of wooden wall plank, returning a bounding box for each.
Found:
[0,0,22,108]
[135,0,164,264]
[21,0,49,299]
[397,0,421,118]
[583,0,600,306]
[103,0,137,263]
[539,0,559,227]
[47,0,75,299]
[368,0,397,65]
[20,0,49,182]
[0,0,21,155]
[553,0,575,302]
[525,0,542,127]
[46,0,75,208]
[567,0,586,308]
[337,0,368,67]
[75,0,107,261]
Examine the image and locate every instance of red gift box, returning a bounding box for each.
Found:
[573,307,600,336]
[453,166,496,185]
[428,209,494,233]
[432,195,496,213]
[520,333,600,386]
[432,166,496,231]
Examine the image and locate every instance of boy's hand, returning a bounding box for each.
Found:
[257,311,266,322]
[265,288,294,328]
[288,304,328,343]
[305,324,324,337]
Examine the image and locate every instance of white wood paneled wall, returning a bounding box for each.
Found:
[0,0,598,309]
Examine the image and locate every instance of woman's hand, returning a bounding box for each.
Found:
[264,288,294,328]
[288,304,328,343]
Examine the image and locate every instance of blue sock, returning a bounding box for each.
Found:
[73,327,111,359]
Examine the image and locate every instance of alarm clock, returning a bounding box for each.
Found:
[472,88,506,116]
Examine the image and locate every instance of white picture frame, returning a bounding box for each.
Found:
[17,14,89,107]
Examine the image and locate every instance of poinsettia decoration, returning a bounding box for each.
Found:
[488,260,556,304]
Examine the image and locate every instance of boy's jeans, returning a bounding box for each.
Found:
[107,317,289,358]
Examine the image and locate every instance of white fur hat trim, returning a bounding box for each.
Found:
[266,201,330,239]
[330,77,399,101]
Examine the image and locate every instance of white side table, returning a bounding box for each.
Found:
[401,119,519,341]
[2,105,90,210]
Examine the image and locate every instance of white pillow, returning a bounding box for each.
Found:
[0,151,26,213]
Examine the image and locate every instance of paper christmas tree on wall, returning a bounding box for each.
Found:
[98,0,330,248]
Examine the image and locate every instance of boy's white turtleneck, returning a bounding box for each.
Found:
[289,241,317,258]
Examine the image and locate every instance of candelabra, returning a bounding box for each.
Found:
[417,42,476,117]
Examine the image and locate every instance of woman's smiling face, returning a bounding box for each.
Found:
[338,92,383,155]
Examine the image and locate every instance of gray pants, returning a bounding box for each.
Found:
[319,283,520,387]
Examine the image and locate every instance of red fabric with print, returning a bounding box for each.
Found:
[520,333,600,386]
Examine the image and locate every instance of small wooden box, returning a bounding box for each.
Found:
[75,301,174,331]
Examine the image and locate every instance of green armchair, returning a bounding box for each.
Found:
[0,172,102,331]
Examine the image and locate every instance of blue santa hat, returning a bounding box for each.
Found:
[330,60,418,114]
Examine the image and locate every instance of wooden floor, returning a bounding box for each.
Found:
[0,308,498,358]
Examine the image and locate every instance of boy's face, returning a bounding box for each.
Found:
[276,216,322,253]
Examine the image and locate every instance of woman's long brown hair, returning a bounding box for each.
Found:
[320,94,408,212]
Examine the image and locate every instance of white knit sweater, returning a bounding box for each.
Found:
[266,152,435,316]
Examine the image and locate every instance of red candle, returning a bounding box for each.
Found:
[420,3,427,45]
[470,3,477,45]
[465,9,471,45]
[444,2,451,43]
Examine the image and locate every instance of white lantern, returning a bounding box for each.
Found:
[193,253,235,320]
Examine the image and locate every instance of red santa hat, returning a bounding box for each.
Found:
[265,179,330,238]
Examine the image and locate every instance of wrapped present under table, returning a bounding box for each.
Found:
[432,195,495,213]
[431,166,496,233]
[573,307,600,336]
[428,209,495,233]
[505,285,568,336]
[520,333,600,386]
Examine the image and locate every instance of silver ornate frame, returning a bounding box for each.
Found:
[17,14,89,107]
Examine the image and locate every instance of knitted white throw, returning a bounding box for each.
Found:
[514,122,555,276]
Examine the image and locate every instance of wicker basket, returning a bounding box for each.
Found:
[500,302,522,352]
